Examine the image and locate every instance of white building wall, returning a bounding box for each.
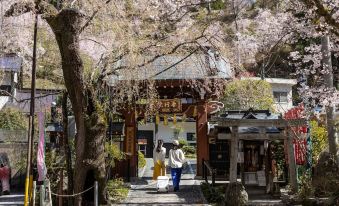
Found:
[244,77,297,114]
[271,83,294,114]
[0,96,9,110]
[138,121,196,144]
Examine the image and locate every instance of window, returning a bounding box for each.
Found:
[187,133,196,141]
[0,85,11,95]
[139,145,147,156]
[273,91,288,103]
[335,103,339,112]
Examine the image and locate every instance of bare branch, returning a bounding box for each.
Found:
[300,0,339,37]
[80,38,108,49]
[79,0,113,33]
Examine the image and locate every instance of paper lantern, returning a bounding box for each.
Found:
[173,114,177,125]
[164,115,168,125]
[155,114,160,124]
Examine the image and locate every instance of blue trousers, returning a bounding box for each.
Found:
[171,168,182,191]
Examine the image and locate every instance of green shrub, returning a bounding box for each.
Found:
[222,79,275,111]
[182,145,196,155]
[0,108,27,130]
[178,138,188,147]
[297,174,314,199]
[200,182,225,205]
[105,142,125,168]
[310,120,327,165]
[138,151,146,168]
[106,178,129,203]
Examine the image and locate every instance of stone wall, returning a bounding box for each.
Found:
[0,129,27,142]
[0,143,27,191]
[0,130,28,191]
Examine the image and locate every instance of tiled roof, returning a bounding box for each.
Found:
[108,52,233,83]
[218,110,281,134]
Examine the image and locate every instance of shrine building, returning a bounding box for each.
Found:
[108,51,233,177]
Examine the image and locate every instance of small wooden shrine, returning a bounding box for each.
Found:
[209,110,307,193]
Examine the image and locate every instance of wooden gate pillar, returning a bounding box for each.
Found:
[287,128,298,193]
[124,109,137,178]
[230,126,238,183]
[196,102,208,176]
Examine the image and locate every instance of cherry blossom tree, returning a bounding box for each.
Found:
[3,0,231,204]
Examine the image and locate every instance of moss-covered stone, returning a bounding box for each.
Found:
[224,182,248,206]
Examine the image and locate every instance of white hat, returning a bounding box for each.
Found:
[173,140,179,146]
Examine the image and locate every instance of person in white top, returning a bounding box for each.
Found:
[153,139,166,180]
[168,140,186,192]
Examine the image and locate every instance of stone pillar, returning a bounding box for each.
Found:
[196,102,209,176]
[124,109,137,178]
[230,126,238,183]
[287,128,298,193]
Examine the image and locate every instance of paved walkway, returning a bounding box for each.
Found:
[117,158,209,206]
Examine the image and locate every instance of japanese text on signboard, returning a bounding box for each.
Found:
[126,127,135,155]
[158,99,182,113]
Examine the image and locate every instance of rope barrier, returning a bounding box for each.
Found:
[50,186,94,197]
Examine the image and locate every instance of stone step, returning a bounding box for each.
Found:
[246,200,285,206]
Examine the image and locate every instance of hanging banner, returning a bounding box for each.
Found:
[155,114,160,125]
[293,138,307,165]
[126,127,135,155]
[306,131,312,169]
[37,112,47,181]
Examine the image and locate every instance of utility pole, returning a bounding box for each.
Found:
[321,35,337,156]
[24,13,38,206]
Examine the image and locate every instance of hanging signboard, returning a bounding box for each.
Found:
[158,99,182,113]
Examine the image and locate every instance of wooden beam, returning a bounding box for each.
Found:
[214,118,307,127]
[287,129,298,193]
[229,126,238,183]
[218,133,286,140]
[196,102,209,176]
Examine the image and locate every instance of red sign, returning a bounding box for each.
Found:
[284,104,307,133]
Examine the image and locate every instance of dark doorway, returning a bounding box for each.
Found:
[137,130,154,158]
[209,139,230,176]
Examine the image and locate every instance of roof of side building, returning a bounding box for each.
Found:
[0,53,22,72]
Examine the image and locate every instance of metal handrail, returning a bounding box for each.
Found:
[202,159,216,186]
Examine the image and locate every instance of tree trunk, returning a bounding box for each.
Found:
[62,92,74,206]
[321,35,337,156]
[46,9,107,205]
